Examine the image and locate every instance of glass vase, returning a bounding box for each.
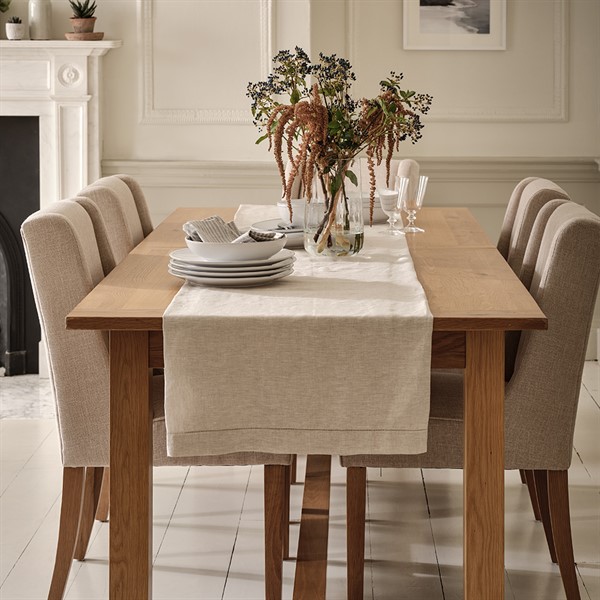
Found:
[303,159,364,257]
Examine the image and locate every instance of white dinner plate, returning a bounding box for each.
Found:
[169,262,292,279]
[170,248,294,268]
[169,255,295,274]
[168,267,294,287]
[251,219,304,248]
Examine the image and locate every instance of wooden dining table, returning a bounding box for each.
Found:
[66,206,547,600]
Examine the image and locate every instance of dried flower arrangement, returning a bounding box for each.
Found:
[247,48,432,243]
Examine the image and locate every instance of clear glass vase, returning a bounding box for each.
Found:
[303,159,364,257]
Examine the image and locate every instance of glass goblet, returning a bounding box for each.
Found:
[399,175,428,234]
[378,177,408,236]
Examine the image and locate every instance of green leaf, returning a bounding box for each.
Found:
[290,88,300,105]
[345,170,358,187]
[255,134,269,145]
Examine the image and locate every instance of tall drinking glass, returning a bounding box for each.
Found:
[378,177,408,236]
[399,175,428,234]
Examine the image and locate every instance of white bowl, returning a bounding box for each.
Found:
[277,199,306,228]
[185,236,286,262]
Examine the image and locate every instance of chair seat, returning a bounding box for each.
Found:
[341,370,464,469]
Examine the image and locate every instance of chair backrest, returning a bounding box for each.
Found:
[21,201,109,467]
[114,174,154,237]
[506,178,570,276]
[506,203,600,470]
[504,198,570,380]
[358,157,401,193]
[497,177,537,258]
[77,176,144,268]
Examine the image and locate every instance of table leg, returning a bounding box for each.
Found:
[109,331,153,599]
[464,330,504,599]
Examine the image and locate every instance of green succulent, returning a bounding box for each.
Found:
[0,0,12,14]
[7,15,21,23]
[69,0,97,19]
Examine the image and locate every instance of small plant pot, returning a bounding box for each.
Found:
[5,23,26,40]
[70,16,96,33]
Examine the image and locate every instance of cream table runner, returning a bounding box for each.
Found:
[163,205,433,457]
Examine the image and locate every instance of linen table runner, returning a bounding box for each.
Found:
[163,205,433,457]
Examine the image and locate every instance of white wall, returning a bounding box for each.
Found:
[3,0,599,354]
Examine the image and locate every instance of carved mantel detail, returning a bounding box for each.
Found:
[0,40,121,205]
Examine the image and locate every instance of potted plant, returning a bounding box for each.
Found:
[5,15,25,40]
[68,0,96,33]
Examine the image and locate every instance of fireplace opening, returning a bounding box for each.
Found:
[0,116,41,375]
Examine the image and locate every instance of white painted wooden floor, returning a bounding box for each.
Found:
[0,362,599,599]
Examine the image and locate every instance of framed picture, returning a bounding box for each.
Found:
[403,0,506,51]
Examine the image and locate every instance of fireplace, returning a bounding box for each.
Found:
[0,117,40,374]
[0,39,121,375]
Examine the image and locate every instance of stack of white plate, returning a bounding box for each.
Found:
[168,248,295,287]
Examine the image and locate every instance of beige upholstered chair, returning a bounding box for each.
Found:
[21,201,292,600]
[113,173,154,236]
[342,202,600,600]
[497,176,538,258]
[505,178,570,276]
[71,175,155,522]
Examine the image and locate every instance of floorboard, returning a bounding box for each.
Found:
[0,363,598,599]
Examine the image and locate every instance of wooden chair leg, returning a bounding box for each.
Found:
[95,467,109,522]
[283,464,291,560]
[74,467,104,561]
[519,468,527,484]
[290,454,298,484]
[264,465,285,600]
[533,470,558,563]
[548,470,581,600]
[524,469,542,521]
[347,467,367,600]
[48,467,86,600]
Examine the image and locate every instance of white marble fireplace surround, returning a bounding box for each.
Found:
[0,40,120,377]
[0,40,121,207]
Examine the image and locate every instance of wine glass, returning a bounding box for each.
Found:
[399,175,428,234]
[378,177,409,236]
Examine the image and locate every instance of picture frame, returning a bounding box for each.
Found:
[403,0,506,51]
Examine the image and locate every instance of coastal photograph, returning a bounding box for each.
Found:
[420,0,491,35]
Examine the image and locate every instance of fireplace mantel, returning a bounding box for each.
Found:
[0,39,122,206]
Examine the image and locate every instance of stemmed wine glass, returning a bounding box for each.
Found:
[378,177,409,236]
[398,175,428,234]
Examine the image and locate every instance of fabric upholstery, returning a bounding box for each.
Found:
[342,203,600,471]
[506,178,570,276]
[22,200,291,469]
[358,157,401,191]
[497,177,537,258]
[22,201,110,466]
[76,182,138,265]
[504,198,570,379]
[114,174,154,236]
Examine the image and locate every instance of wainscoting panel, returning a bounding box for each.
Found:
[139,0,273,124]
[346,0,567,122]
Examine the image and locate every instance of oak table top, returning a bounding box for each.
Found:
[66,206,547,332]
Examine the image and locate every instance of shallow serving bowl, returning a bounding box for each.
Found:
[277,199,306,228]
[185,236,286,262]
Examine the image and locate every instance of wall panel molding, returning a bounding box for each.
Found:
[347,0,568,122]
[103,156,600,196]
[138,0,273,125]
